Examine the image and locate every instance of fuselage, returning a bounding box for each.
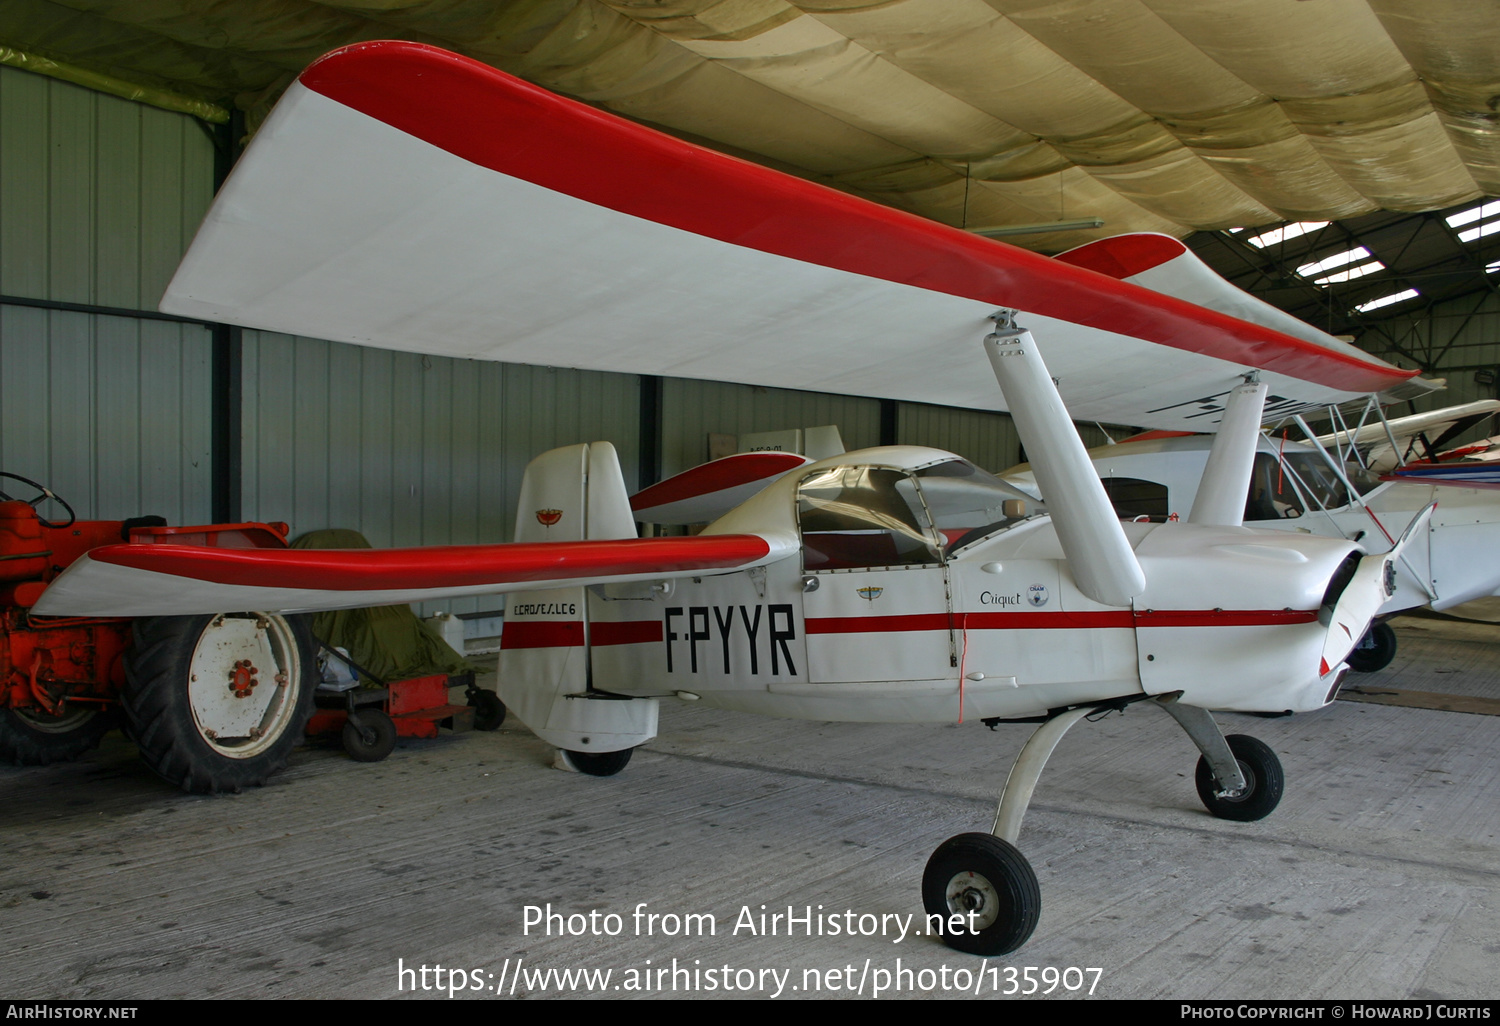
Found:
[503,446,1381,725]
[1002,434,1500,613]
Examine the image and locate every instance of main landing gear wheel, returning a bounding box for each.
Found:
[342,708,397,763]
[922,833,1041,956]
[1195,734,1284,822]
[0,471,75,528]
[1346,621,1397,674]
[0,707,112,766]
[124,613,317,794]
[561,747,633,776]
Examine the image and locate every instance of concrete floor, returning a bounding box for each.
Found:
[3,610,1497,1001]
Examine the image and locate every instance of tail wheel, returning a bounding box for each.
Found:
[922,833,1041,956]
[561,747,633,776]
[0,707,112,766]
[124,613,316,794]
[1195,734,1284,822]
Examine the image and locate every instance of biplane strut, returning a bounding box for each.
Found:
[920,323,1283,957]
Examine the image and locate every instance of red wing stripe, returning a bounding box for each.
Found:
[631,452,808,512]
[501,621,584,650]
[298,42,1413,394]
[1054,234,1187,280]
[87,535,771,590]
[591,620,664,646]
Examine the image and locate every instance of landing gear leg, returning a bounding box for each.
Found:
[924,707,1097,956]
[1154,697,1283,821]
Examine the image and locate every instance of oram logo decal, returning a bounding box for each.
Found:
[535,509,563,527]
[857,586,883,602]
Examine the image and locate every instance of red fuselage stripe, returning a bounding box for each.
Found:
[87,535,771,590]
[502,621,584,650]
[504,609,1320,649]
[806,609,1319,633]
[298,42,1412,395]
[591,620,664,646]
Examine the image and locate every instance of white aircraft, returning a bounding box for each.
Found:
[1313,401,1500,474]
[1005,424,1500,675]
[33,41,1432,956]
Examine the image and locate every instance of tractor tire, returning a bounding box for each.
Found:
[123,613,317,794]
[0,707,113,766]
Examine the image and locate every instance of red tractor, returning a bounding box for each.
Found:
[0,473,317,792]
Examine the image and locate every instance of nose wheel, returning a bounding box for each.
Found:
[922,833,1040,956]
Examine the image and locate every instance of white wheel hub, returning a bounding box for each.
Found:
[944,870,1001,930]
[187,614,301,759]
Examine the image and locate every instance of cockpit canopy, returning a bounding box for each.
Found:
[797,457,1041,571]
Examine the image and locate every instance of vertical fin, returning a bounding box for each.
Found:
[501,442,658,755]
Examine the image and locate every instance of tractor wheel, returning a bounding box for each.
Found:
[0,707,112,766]
[124,613,317,794]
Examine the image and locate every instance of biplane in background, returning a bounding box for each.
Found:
[33,42,1433,955]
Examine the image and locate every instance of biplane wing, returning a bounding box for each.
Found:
[1315,400,1500,471]
[34,532,795,617]
[35,41,1420,618]
[160,41,1415,432]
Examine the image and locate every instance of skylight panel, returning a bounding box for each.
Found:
[1354,289,1419,314]
[1297,247,1372,278]
[1245,221,1329,248]
[1458,219,1500,244]
[1445,200,1500,229]
[1312,260,1384,285]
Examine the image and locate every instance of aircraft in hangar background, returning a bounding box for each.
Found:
[33,41,1437,955]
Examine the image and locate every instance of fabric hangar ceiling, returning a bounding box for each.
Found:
[2,0,1496,328]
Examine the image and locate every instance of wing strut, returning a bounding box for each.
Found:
[1188,377,1268,527]
[983,313,1145,607]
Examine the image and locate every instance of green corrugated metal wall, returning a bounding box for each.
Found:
[0,64,215,525]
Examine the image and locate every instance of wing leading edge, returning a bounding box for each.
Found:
[161,41,1415,431]
[30,533,795,617]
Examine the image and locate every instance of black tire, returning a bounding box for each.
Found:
[0,707,112,766]
[470,690,506,731]
[1195,734,1284,822]
[342,708,397,763]
[922,833,1041,956]
[1346,621,1397,673]
[123,613,317,794]
[563,747,633,776]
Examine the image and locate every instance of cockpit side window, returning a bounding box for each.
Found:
[798,466,941,571]
[913,459,1040,555]
[1099,477,1169,520]
[1244,453,1306,520]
